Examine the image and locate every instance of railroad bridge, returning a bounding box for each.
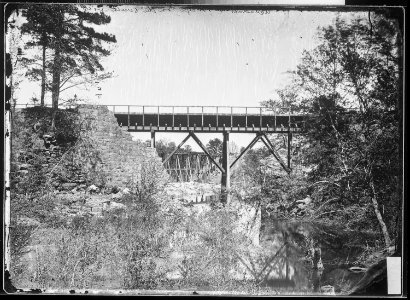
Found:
[16,104,308,203]
[111,105,308,203]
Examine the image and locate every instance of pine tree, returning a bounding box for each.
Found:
[20,4,116,109]
[48,5,116,109]
[21,4,55,106]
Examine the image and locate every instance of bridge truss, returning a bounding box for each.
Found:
[110,105,305,203]
[163,151,218,182]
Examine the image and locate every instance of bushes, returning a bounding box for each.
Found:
[12,192,171,290]
[168,204,250,289]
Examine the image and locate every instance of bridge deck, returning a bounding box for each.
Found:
[112,105,307,133]
[14,104,309,133]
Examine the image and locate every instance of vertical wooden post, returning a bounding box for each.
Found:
[172,106,175,130]
[142,106,145,130]
[245,107,248,131]
[187,154,192,181]
[216,106,219,129]
[127,105,130,130]
[176,155,181,182]
[151,130,155,149]
[187,106,190,130]
[197,155,201,179]
[157,106,160,129]
[274,107,277,130]
[221,131,230,204]
[201,106,204,131]
[230,107,233,130]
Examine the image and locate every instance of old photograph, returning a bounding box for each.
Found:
[4,3,404,296]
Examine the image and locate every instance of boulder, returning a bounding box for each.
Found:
[87,184,99,193]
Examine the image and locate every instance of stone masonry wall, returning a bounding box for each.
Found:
[76,105,166,189]
[12,105,167,193]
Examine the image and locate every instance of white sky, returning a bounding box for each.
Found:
[13,6,355,150]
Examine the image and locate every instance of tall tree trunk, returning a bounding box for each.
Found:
[370,178,392,248]
[51,44,61,110]
[40,40,46,106]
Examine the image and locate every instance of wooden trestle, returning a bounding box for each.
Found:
[160,130,291,204]
[111,105,300,204]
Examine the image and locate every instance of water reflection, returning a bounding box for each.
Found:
[235,220,372,294]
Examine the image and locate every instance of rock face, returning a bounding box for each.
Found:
[75,105,166,189]
[164,182,262,247]
[12,105,166,192]
[231,200,261,246]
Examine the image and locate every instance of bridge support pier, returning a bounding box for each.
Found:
[288,132,292,170]
[221,131,230,204]
[150,130,156,148]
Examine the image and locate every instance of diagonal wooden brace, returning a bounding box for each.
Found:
[260,133,291,173]
[162,133,191,165]
[230,132,262,169]
[189,131,225,173]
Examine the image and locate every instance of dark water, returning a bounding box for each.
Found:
[257,220,378,294]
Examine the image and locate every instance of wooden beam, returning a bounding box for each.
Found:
[245,107,248,131]
[221,131,230,204]
[162,134,191,164]
[157,106,160,129]
[187,107,190,129]
[176,155,181,182]
[231,107,233,131]
[201,106,204,131]
[150,131,155,148]
[230,133,261,169]
[128,105,130,130]
[142,106,145,129]
[260,133,290,173]
[216,106,219,129]
[172,106,175,130]
[189,131,225,173]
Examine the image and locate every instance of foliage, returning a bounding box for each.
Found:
[125,158,169,204]
[11,194,172,290]
[155,139,176,160]
[263,12,402,247]
[19,4,117,108]
[206,138,222,158]
[173,205,248,288]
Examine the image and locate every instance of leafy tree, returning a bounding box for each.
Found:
[266,11,402,248]
[155,140,176,160]
[184,145,193,152]
[206,138,222,158]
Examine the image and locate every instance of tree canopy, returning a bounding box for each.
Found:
[262,11,402,248]
[20,4,117,108]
